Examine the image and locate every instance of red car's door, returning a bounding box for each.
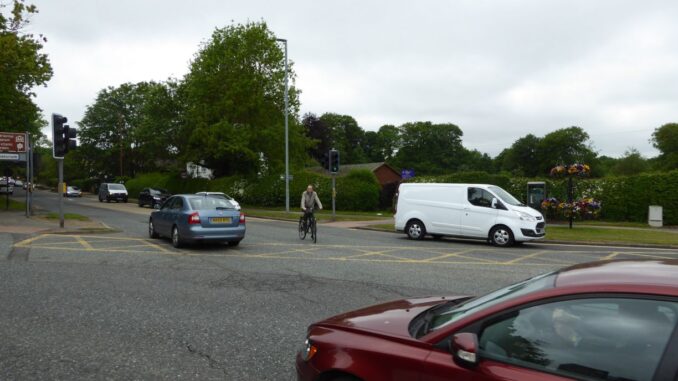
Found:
[421,350,572,381]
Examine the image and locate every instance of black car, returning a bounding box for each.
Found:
[138,188,171,208]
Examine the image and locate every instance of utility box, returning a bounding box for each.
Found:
[649,205,663,227]
[527,182,546,211]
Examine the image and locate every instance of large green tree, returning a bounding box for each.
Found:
[78,81,183,179]
[536,126,598,175]
[182,21,308,176]
[610,148,649,176]
[500,134,541,176]
[318,113,367,165]
[392,122,465,175]
[0,0,52,139]
[651,123,678,170]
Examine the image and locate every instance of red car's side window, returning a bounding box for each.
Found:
[478,298,678,381]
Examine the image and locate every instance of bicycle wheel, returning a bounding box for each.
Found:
[311,218,317,244]
[298,217,307,240]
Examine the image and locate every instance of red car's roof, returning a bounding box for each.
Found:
[556,259,678,290]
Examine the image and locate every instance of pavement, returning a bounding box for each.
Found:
[3,189,678,380]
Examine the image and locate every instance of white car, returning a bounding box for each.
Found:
[195,191,241,210]
[395,183,545,246]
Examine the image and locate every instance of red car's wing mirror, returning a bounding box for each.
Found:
[451,332,479,368]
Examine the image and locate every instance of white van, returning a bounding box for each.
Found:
[394,183,545,246]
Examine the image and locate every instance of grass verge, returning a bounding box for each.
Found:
[544,226,678,246]
[0,199,27,211]
[45,212,90,221]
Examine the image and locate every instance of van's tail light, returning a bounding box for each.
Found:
[239,212,246,224]
[188,212,201,224]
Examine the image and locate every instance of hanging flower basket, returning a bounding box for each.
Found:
[550,163,590,177]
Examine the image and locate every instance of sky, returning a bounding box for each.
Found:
[27,0,678,158]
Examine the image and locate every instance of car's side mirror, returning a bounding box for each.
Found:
[491,198,498,209]
[451,332,479,368]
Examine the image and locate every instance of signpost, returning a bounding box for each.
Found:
[401,168,415,180]
[0,132,30,216]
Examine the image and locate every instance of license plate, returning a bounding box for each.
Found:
[210,217,231,224]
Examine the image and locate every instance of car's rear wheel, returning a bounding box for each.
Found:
[406,219,426,240]
[171,226,182,248]
[490,225,514,247]
[138,200,144,207]
[148,219,159,239]
[99,197,103,202]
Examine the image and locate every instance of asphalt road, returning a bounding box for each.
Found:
[2,189,678,380]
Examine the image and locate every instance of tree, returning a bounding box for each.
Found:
[0,0,53,140]
[501,134,541,176]
[182,21,308,176]
[319,113,367,164]
[78,81,183,179]
[610,148,649,176]
[651,123,678,170]
[302,112,331,163]
[376,125,400,162]
[536,127,597,176]
[392,122,465,175]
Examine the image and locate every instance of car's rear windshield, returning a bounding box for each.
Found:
[188,196,235,210]
[109,184,126,190]
[425,271,556,333]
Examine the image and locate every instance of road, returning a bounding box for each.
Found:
[2,189,678,380]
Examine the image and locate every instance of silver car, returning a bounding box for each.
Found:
[149,194,245,248]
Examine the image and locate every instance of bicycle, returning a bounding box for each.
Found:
[298,209,317,243]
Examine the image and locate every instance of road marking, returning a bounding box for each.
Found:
[421,249,496,263]
[504,250,550,265]
[601,251,620,260]
[75,235,94,250]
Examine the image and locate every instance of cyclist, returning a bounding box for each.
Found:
[301,184,323,227]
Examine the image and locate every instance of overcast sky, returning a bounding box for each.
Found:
[29,0,678,158]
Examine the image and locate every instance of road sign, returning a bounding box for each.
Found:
[0,153,20,161]
[401,168,415,180]
[0,132,27,153]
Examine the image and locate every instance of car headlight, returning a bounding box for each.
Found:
[516,211,536,222]
[153,196,161,200]
[300,339,318,361]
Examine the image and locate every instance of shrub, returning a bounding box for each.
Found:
[335,170,380,211]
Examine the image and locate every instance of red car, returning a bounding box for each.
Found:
[297,260,678,381]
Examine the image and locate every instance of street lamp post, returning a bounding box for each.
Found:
[277,38,290,213]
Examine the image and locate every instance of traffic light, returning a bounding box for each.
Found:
[52,113,77,158]
[64,124,77,153]
[329,149,339,174]
[52,113,67,158]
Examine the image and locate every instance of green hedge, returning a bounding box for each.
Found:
[408,170,678,225]
[114,169,381,211]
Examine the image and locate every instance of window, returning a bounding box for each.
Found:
[488,186,524,207]
[479,298,678,381]
[189,197,234,210]
[162,197,176,210]
[171,197,184,210]
[468,187,494,208]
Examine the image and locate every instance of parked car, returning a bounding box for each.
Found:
[0,177,14,195]
[297,259,678,381]
[195,191,241,210]
[138,188,171,208]
[14,179,23,187]
[149,194,245,248]
[395,183,545,246]
[98,183,128,203]
[64,185,82,197]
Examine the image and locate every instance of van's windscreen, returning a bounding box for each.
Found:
[488,186,524,206]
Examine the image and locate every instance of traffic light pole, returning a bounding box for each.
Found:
[25,134,30,218]
[58,158,64,228]
[332,174,336,220]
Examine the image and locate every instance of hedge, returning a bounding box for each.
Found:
[409,170,678,225]
[111,169,381,211]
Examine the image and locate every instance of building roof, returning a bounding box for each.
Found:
[307,162,400,176]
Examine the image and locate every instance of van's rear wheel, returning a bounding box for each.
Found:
[490,226,514,247]
[406,219,426,240]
